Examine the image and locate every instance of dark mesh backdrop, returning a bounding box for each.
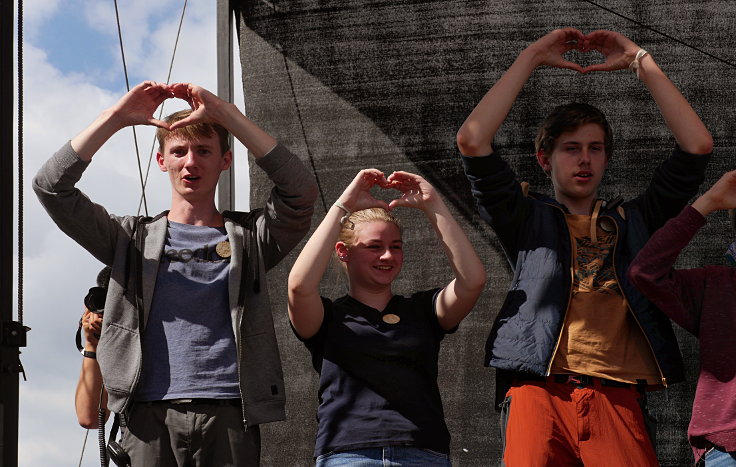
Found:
[233,1,736,465]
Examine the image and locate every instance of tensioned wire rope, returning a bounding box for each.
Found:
[582,0,736,69]
[113,0,190,218]
[75,3,189,465]
[136,0,190,216]
[113,0,148,216]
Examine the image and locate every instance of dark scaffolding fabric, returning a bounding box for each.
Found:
[234,1,736,465]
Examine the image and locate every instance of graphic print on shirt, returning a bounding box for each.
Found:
[163,242,231,263]
[573,232,620,296]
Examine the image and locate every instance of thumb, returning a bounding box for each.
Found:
[148,118,171,130]
[556,60,585,73]
[167,117,195,131]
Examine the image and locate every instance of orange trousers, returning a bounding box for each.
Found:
[501,378,658,467]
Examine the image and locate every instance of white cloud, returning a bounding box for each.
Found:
[19,0,62,39]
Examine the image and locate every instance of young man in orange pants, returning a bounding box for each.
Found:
[457,28,712,466]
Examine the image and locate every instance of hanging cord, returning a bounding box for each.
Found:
[113,0,149,216]
[582,0,736,70]
[17,0,24,327]
[97,385,108,467]
[137,0,189,216]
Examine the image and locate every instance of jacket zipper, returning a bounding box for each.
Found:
[545,203,575,376]
[539,203,667,386]
[125,219,147,416]
[607,215,668,387]
[235,215,258,432]
[236,302,248,431]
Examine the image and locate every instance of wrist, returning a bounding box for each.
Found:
[210,101,239,128]
[629,49,650,78]
[519,46,545,69]
[103,106,135,131]
[333,200,353,223]
[691,195,716,217]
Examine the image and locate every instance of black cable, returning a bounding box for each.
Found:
[137,0,189,216]
[582,0,736,69]
[17,0,23,326]
[98,385,108,467]
[113,0,149,216]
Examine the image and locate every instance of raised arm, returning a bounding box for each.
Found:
[456,28,585,157]
[629,172,736,334]
[288,170,390,338]
[388,172,486,330]
[71,81,173,161]
[584,30,712,155]
[75,309,109,429]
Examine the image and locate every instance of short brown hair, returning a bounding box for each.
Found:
[156,109,230,154]
[535,103,613,160]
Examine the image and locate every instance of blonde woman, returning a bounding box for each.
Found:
[288,169,486,466]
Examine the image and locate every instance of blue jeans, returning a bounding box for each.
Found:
[706,446,736,467]
[316,446,451,467]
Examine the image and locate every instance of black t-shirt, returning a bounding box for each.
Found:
[298,289,455,457]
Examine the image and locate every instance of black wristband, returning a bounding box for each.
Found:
[82,350,97,359]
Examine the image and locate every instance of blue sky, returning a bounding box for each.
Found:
[16,1,247,465]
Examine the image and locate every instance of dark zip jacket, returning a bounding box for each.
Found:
[461,146,710,401]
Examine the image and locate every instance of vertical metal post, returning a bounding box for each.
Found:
[217,0,235,211]
[0,0,20,464]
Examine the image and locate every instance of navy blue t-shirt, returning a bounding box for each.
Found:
[299,289,454,457]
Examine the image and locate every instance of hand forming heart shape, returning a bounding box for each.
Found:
[336,169,440,215]
[531,28,643,75]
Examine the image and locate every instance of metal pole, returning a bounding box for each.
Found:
[217,0,235,211]
[0,0,22,464]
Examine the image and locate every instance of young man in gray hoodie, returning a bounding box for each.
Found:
[34,81,319,466]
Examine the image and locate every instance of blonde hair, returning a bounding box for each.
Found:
[338,208,403,249]
[156,109,230,154]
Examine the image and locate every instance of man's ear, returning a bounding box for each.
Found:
[536,149,551,175]
[335,242,349,261]
[156,152,167,172]
[221,150,233,171]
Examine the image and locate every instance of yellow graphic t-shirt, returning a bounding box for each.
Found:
[550,213,661,384]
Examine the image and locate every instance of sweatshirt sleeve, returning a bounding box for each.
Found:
[32,141,131,265]
[254,143,319,271]
[628,205,708,336]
